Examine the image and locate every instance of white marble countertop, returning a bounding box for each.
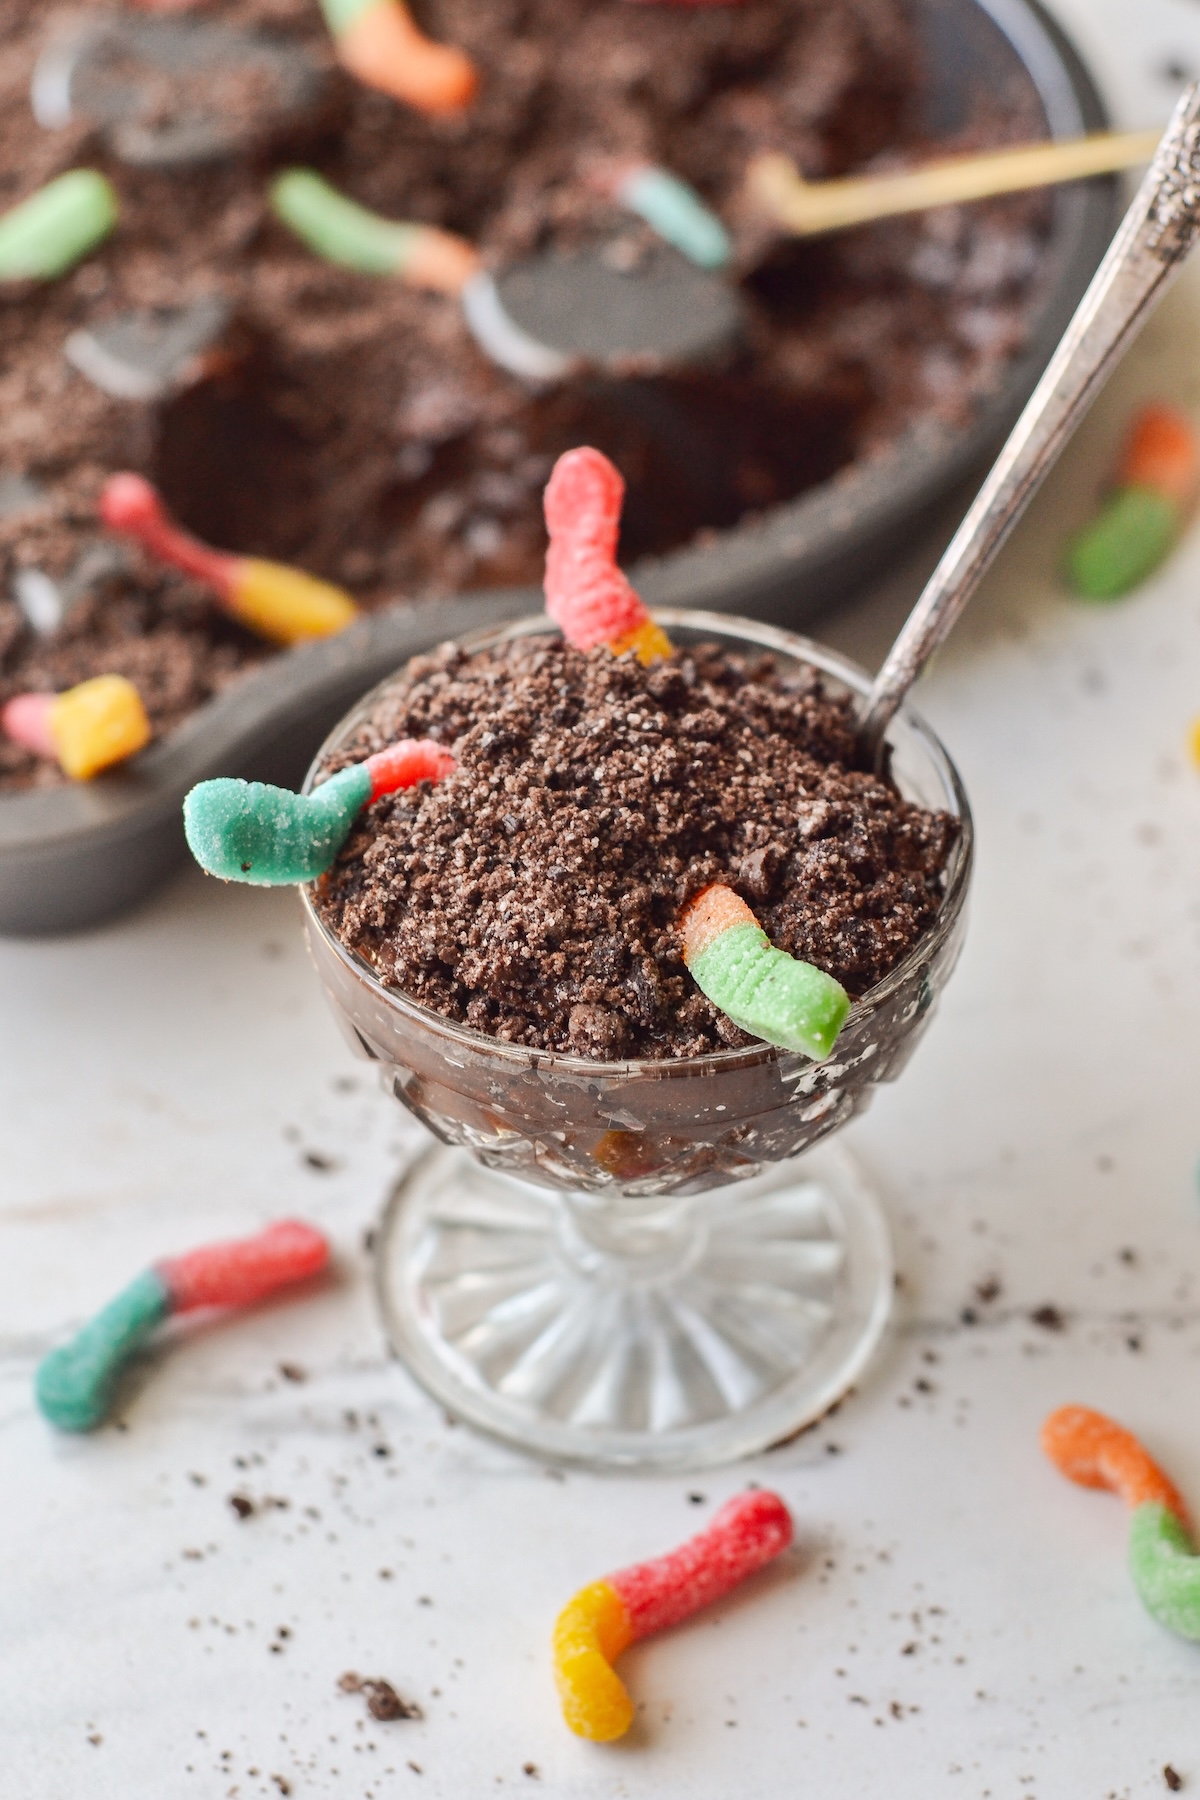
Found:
[5,5,1200,1793]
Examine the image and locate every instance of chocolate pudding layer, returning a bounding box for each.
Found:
[314,635,957,1059]
[0,0,1047,786]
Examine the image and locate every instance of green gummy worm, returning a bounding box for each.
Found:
[1067,486,1180,600]
[1128,1501,1200,1641]
[0,170,118,283]
[183,763,372,885]
[36,1268,170,1432]
[318,0,378,36]
[620,167,731,271]
[271,169,423,276]
[689,922,851,1060]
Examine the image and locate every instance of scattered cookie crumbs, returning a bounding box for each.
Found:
[339,1673,423,1722]
[272,1779,291,1796]
[1165,1767,1184,1792]
[278,1362,308,1383]
[974,1276,1002,1303]
[1030,1305,1066,1331]
[303,1150,339,1172]
[688,1493,707,1505]
[317,636,957,1057]
[228,1493,255,1520]
[523,1764,540,1779]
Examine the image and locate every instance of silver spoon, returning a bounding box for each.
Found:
[859,82,1200,766]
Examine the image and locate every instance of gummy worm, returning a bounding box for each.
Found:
[1042,1404,1200,1641]
[1067,402,1198,600]
[554,1490,792,1740]
[0,170,117,283]
[543,448,672,666]
[36,1220,330,1432]
[680,883,850,1059]
[589,159,731,270]
[319,0,478,116]
[271,170,480,296]
[3,675,150,780]
[100,473,358,645]
[184,737,456,885]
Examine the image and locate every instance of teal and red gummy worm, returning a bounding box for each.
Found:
[184,737,455,885]
[36,1220,330,1431]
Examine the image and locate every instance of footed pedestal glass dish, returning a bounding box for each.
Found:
[300,611,973,1470]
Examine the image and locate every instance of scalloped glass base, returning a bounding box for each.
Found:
[374,1142,892,1471]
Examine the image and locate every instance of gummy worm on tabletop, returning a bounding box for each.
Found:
[553,1490,794,1740]
[183,446,852,1061]
[36,1220,330,1432]
[1042,1404,1200,1641]
[1066,403,1200,600]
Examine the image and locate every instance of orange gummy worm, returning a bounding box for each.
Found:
[1041,1405,1189,1523]
[1117,403,1200,505]
[678,883,756,965]
[338,0,478,115]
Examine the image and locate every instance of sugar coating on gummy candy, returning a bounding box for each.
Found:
[36,1221,333,1433]
[680,884,850,1059]
[1041,1403,1187,1515]
[367,737,457,800]
[1041,1404,1200,1642]
[159,1219,330,1311]
[185,765,373,884]
[610,1489,792,1636]
[35,1269,170,1432]
[543,448,655,653]
[553,1491,792,1741]
[1128,1503,1200,1640]
[184,739,454,885]
[553,1581,635,1741]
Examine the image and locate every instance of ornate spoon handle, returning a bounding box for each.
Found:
[859,82,1200,765]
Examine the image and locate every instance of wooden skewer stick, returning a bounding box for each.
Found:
[747,128,1161,238]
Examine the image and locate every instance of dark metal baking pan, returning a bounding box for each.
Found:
[0,0,1117,935]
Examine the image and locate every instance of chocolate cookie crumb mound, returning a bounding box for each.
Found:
[315,635,957,1059]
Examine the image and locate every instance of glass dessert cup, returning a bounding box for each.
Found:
[300,610,973,1471]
